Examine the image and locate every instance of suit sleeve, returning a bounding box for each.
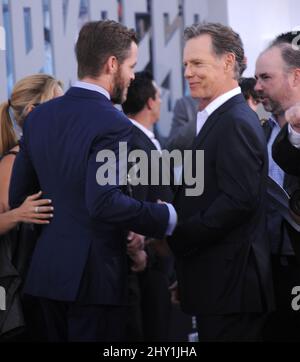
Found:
[9,127,40,209]
[272,123,300,176]
[85,119,169,239]
[170,117,266,255]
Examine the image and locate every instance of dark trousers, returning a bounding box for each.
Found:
[196,313,267,342]
[125,274,144,342]
[125,270,171,342]
[39,298,126,342]
[263,255,300,342]
[139,269,171,341]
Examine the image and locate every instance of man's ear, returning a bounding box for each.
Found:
[106,55,119,74]
[224,53,235,74]
[146,97,154,110]
[292,68,300,87]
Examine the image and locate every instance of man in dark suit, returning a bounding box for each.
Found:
[122,71,174,341]
[8,20,177,342]
[255,31,300,341]
[168,23,274,342]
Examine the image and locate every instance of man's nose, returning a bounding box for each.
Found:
[184,65,193,79]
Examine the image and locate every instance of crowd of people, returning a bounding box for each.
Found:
[1,19,300,342]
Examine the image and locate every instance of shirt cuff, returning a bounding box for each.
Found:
[288,124,300,149]
[165,203,178,236]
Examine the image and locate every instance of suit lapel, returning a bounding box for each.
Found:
[174,94,245,204]
[132,126,157,152]
[192,94,245,150]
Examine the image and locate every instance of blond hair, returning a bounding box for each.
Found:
[0,74,63,156]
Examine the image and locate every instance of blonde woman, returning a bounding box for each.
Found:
[0,74,63,340]
[0,74,63,235]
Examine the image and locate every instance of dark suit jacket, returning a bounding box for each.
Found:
[8,87,169,305]
[263,120,300,201]
[129,125,174,340]
[129,125,174,274]
[272,123,300,176]
[130,125,173,204]
[168,94,274,315]
[267,121,300,261]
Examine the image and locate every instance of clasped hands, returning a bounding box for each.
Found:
[126,199,169,272]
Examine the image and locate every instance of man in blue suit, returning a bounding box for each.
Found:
[9,20,176,342]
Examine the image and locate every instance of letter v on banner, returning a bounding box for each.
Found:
[151,0,183,137]
[121,0,150,71]
[9,0,44,81]
[49,0,81,87]
[88,0,118,21]
[183,0,208,28]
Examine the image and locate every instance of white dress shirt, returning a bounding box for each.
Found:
[196,87,241,136]
[73,81,110,100]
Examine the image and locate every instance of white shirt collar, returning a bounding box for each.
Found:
[73,81,110,100]
[129,118,155,140]
[196,87,241,135]
[129,119,162,151]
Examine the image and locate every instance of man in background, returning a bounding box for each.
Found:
[122,71,174,341]
[255,30,300,341]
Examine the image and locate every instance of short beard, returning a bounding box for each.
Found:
[267,99,285,117]
[111,70,127,105]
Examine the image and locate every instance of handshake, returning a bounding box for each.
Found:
[127,231,147,273]
[126,199,172,273]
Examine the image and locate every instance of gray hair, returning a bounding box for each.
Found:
[184,23,245,80]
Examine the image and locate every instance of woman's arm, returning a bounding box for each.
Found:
[0,207,20,235]
[0,151,53,236]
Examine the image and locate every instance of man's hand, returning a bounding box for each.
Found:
[129,250,147,272]
[127,231,145,254]
[286,103,300,133]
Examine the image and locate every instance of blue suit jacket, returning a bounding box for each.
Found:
[9,87,169,304]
